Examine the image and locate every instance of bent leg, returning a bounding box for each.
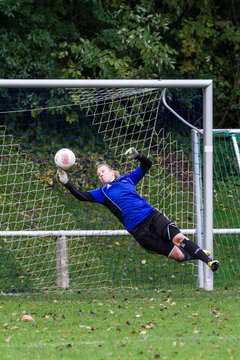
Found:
[172,233,212,264]
[168,245,190,262]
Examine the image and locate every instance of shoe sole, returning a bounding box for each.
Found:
[210,261,219,272]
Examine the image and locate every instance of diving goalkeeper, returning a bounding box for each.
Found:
[57,148,219,272]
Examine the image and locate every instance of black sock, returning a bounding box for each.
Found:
[180,238,211,264]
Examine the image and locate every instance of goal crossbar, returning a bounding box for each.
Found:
[0,79,213,88]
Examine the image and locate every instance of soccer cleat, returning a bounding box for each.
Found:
[203,250,211,257]
[208,260,219,272]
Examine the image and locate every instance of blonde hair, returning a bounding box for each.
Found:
[97,163,120,178]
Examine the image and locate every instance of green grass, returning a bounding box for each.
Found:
[0,288,240,360]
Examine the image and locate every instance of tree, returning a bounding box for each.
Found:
[0,0,239,127]
[53,0,240,127]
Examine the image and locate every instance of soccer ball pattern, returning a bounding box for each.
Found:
[54,148,76,170]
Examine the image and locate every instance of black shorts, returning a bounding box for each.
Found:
[130,209,181,257]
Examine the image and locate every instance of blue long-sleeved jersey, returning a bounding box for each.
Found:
[65,155,154,232]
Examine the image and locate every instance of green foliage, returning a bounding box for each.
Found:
[54,3,177,79]
[54,40,133,79]
[0,0,78,78]
[0,1,239,122]
[177,14,240,125]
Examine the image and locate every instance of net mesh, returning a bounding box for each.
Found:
[212,132,240,286]
[1,86,230,292]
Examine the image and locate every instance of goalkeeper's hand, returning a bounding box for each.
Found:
[125,147,139,160]
[57,168,69,184]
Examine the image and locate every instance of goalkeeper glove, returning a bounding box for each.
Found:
[57,168,69,184]
[125,147,139,160]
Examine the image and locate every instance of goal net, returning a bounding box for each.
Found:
[212,130,240,287]
[0,80,230,292]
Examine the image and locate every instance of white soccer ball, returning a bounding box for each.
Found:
[54,148,76,170]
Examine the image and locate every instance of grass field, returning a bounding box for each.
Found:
[0,288,240,360]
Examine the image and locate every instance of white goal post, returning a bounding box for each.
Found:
[0,79,214,290]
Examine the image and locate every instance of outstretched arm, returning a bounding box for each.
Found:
[125,147,152,175]
[57,168,94,202]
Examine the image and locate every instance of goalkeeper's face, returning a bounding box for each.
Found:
[97,165,115,184]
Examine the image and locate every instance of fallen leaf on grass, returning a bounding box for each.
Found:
[164,298,171,304]
[56,343,73,351]
[79,325,92,330]
[190,313,199,318]
[212,309,221,318]
[11,326,19,330]
[141,322,154,329]
[21,314,34,322]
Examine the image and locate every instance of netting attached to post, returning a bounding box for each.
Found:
[0,86,204,292]
[0,83,237,292]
